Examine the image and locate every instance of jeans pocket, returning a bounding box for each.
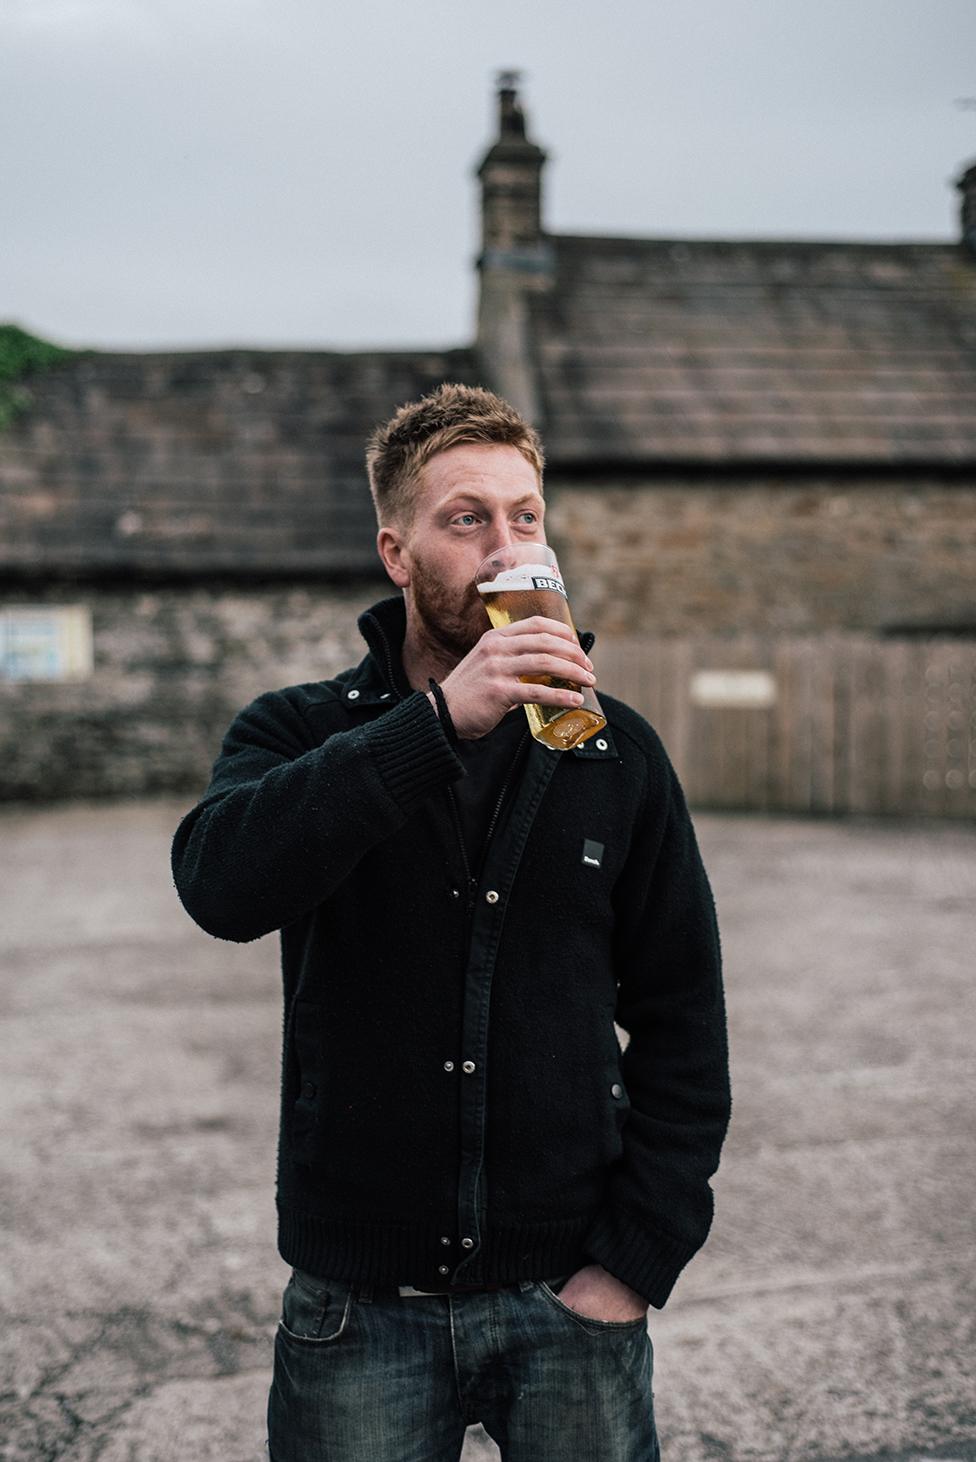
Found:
[277,1269,352,1345]
[537,1278,649,1332]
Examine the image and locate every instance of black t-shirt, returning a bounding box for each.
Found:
[390,645,530,879]
[451,707,530,879]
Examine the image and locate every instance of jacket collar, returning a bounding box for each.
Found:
[343,594,614,758]
[350,595,414,703]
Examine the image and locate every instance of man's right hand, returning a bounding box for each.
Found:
[429,616,597,741]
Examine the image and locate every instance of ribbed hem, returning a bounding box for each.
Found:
[580,1202,701,1309]
[277,1203,597,1290]
[365,691,465,813]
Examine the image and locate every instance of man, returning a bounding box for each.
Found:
[171,383,731,1461]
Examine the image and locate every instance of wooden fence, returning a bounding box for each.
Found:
[594,634,976,819]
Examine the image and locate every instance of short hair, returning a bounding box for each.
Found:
[365,382,545,529]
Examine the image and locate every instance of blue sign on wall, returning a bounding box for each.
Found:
[0,606,93,682]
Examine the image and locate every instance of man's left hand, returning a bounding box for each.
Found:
[553,1263,648,1322]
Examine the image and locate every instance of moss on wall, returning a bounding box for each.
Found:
[0,324,83,430]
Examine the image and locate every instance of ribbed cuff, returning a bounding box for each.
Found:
[365,690,465,813]
[580,1202,701,1310]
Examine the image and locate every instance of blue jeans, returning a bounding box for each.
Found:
[268,1267,660,1461]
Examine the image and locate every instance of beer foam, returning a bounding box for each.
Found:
[477,562,564,593]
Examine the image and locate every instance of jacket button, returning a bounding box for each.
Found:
[347,688,360,700]
[301,1081,317,1100]
[595,738,608,750]
[485,890,499,904]
[438,1265,450,1276]
[462,1060,476,1074]
[443,1060,455,1072]
[440,1236,452,1246]
[611,1083,623,1098]
[461,1237,474,1249]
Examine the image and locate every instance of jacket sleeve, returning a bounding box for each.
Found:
[171,687,464,944]
[581,748,732,1309]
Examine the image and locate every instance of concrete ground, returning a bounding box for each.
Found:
[1,796,974,1462]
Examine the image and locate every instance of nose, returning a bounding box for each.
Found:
[490,519,517,549]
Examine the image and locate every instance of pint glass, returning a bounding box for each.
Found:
[474,543,606,751]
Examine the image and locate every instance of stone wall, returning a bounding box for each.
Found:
[0,579,388,802]
[545,475,976,637]
[3,472,975,802]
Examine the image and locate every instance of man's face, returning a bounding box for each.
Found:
[385,441,546,660]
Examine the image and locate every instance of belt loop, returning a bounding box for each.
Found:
[356,1280,374,1303]
[518,1279,535,1293]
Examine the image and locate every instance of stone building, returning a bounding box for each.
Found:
[1,76,974,810]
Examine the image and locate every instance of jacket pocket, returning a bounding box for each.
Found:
[606,1062,633,1159]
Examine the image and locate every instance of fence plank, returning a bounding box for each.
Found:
[594,633,976,819]
[922,653,948,817]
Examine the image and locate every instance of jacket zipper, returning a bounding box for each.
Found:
[446,789,477,910]
[447,728,530,912]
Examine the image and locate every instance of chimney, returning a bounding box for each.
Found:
[473,72,554,422]
[956,161,976,257]
[477,70,548,256]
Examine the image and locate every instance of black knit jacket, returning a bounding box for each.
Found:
[171,594,732,1308]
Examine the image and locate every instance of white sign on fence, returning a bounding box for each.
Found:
[690,669,777,708]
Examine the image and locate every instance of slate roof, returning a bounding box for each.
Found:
[3,233,975,582]
[0,347,479,578]
[530,236,976,466]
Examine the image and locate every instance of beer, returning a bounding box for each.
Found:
[476,556,606,752]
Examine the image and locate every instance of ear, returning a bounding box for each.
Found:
[376,524,411,588]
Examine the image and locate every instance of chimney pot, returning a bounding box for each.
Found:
[955,161,976,257]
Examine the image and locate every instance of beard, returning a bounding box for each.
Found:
[408,557,487,664]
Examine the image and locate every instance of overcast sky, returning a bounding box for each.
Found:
[3,0,974,352]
